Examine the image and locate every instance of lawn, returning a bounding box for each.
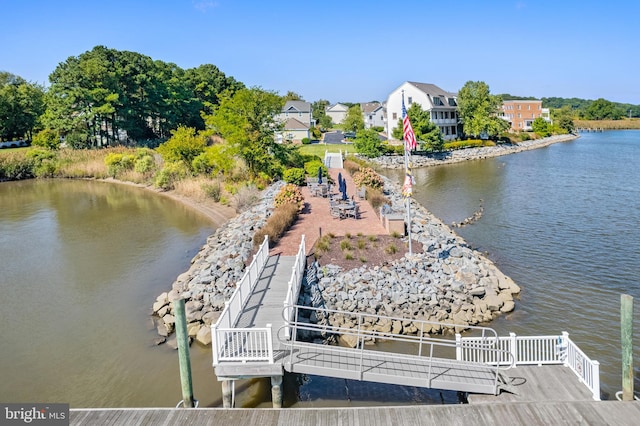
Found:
[298,142,355,158]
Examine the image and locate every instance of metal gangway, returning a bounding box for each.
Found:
[210,235,600,400]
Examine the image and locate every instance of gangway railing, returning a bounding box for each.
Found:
[212,235,271,365]
[279,305,514,394]
[457,331,600,400]
[283,236,306,340]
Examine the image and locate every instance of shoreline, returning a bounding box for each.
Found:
[370,133,580,169]
[97,177,237,227]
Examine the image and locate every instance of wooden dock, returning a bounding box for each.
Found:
[70,401,640,425]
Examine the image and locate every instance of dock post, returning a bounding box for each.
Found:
[271,375,283,408]
[221,380,233,408]
[173,298,194,408]
[621,294,634,401]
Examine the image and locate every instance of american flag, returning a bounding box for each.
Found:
[402,99,417,152]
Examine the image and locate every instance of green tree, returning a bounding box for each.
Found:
[0,72,46,141]
[552,106,575,134]
[457,81,509,138]
[342,104,364,132]
[32,129,61,149]
[531,117,551,137]
[583,98,624,120]
[283,91,303,101]
[391,103,443,151]
[204,87,285,178]
[312,99,332,130]
[353,128,385,158]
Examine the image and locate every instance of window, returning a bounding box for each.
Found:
[518,113,522,118]
[517,105,521,110]
[528,105,531,110]
[392,112,397,120]
[408,96,413,105]
[433,97,443,106]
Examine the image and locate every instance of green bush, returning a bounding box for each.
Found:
[156,126,206,169]
[202,180,222,202]
[104,153,135,178]
[27,148,58,178]
[304,160,327,180]
[32,129,61,150]
[134,156,155,174]
[283,168,305,185]
[301,137,311,145]
[372,126,384,132]
[154,162,189,190]
[384,144,405,155]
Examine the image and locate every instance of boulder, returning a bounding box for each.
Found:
[196,326,212,346]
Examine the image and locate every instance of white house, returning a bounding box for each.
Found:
[386,81,459,141]
[326,103,348,125]
[361,102,386,130]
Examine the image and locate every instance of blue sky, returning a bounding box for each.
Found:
[2,0,639,104]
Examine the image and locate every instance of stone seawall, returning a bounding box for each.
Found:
[303,176,520,344]
[371,134,579,169]
[151,182,284,347]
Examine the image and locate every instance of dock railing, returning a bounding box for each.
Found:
[212,235,271,365]
[283,236,306,340]
[281,305,514,394]
[457,331,600,400]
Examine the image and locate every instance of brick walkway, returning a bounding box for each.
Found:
[269,168,388,256]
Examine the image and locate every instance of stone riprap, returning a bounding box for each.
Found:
[151,182,284,346]
[306,175,521,345]
[371,134,578,169]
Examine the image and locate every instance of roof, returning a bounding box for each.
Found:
[407,81,456,98]
[361,102,383,114]
[283,118,309,130]
[283,100,311,113]
[327,103,348,112]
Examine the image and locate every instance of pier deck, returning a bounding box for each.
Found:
[70,401,640,425]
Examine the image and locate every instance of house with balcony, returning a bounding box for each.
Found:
[274,100,313,143]
[386,82,459,141]
[501,100,551,131]
[326,103,348,125]
[361,102,386,130]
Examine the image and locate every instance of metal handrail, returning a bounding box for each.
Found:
[283,236,306,339]
[280,304,514,393]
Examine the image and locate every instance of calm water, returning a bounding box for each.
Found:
[0,180,224,407]
[385,130,640,399]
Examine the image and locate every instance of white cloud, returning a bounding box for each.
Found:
[193,1,218,13]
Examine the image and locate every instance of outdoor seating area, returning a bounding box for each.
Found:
[329,196,359,220]
[309,182,330,198]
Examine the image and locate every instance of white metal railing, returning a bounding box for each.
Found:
[457,331,600,400]
[283,236,306,339]
[324,151,344,169]
[211,326,274,365]
[211,235,271,365]
[280,305,514,393]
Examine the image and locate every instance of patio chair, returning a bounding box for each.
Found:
[330,206,342,219]
[346,205,359,219]
[357,186,366,200]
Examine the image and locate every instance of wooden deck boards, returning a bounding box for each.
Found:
[70,402,640,425]
[468,364,595,403]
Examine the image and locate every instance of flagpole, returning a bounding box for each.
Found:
[401,90,413,255]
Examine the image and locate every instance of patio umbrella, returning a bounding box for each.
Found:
[340,176,348,200]
[318,166,322,184]
[337,172,342,188]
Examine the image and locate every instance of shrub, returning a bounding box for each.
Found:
[154,162,190,190]
[134,155,155,174]
[0,152,35,180]
[304,160,328,180]
[367,188,390,211]
[372,126,384,132]
[340,239,352,251]
[356,239,366,250]
[104,153,135,178]
[283,168,305,185]
[301,137,311,145]
[384,144,405,155]
[344,251,354,260]
[32,129,61,150]
[343,160,360,176]
[27,148,58,178]
[315,235,331,253]
[385,243,398,254]
[201,180,222,202]
[253,203,299,247]
[274,183,304,211]
[192,144,236,177]
[156,126,206,169]
[353,167,384,190]
[234,185,261,212]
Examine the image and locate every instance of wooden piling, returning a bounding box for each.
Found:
[621,294,634,401]
[173,298,194,408]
